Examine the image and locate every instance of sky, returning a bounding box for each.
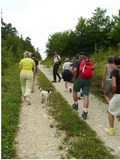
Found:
[1,0,120,59]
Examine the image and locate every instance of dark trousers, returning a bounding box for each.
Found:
[53,63,61,81]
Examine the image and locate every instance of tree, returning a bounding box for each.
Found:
[86,7,112,50]
[108,10,120,47]
[46,31,70,57]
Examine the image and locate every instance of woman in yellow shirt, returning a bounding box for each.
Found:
[19,51,36,105]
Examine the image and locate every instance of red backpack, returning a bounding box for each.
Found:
[79,59,94,78]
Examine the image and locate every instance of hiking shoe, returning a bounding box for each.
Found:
[81,93,83,97]
[21,96,25,102]
[105,128,115,136]
[69,87,72,93]
[31,90,34,93]
[51,80,56,83]
[82,111,88,120]
[72,103,78,111]
[26,97,31,105]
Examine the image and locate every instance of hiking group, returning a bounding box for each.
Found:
[19,50,120,136]
[51,51,120,136]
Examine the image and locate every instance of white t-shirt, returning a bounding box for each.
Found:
[53,55,61,63]
[63,62,72,71]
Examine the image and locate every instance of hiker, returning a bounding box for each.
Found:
[51,51,62,83]
[31,53,39,93]
[71,54,83,98]
[105,55,120,135]
[72,53,94,120]
[19,51,36,105]
[31,53,39,73]
[62,58,73,92]
[101,56,114,103]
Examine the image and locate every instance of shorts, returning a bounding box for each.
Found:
[62,70,73,82]
[108,94,120,116]
[73,76,91,96]
[104,79,112,94]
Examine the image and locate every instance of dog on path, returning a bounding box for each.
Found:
[39,88,52,106]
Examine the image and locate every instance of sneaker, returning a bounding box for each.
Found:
[21,96,25,102]
[26,97,31,105]
[82,111,88,120]
[105,128,115,136]
[78,97,81,100]
[69,87,72,93]
[81,93,83,97]
[72,103,78,111]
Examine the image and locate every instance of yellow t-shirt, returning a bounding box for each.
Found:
[19,58,35,72]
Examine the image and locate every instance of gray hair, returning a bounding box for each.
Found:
[65,58,69,62]
[23,51,31,58]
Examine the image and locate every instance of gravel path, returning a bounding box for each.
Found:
[15,64,120,158]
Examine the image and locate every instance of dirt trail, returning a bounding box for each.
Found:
[15,76,65,159]
[15,64,120,158]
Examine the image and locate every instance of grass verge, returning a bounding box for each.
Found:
[37,69,116,159]
[2,64,21,159]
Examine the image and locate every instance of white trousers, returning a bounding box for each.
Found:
[20,71,33,97]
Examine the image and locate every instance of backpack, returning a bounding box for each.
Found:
[79,59,94,78]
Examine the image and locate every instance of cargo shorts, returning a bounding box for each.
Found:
[73,76,91,96]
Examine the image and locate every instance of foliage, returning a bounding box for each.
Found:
[1,18,42,69]
[46,31,70,57]
[46,7,120,57]
[2,64,21,159]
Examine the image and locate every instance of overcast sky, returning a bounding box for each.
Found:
[1,0,120,59]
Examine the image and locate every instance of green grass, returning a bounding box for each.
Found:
[37,70,116,159]
[2,64,21,159]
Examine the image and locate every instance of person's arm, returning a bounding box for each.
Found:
[19,63,22,71]
[72,67,77,78]
[111,76,117,95]
[52,55,55,61]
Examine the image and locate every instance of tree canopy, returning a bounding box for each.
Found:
[46,7,120,57]
[1,19,42,69]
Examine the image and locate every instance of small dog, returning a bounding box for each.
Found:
[40,88,52,106]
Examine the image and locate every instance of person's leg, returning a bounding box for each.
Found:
[105,95,119,135]
[105,112,115,135]
[77,91,80,98]
[31,77,35,93]
[55,64,61,81]
[68,82,72,93]
[72,78,80,110]
[83,95,89,109]
[25,72,33,105]
[81,79,91,119]
[64,81,68,91]
[20,72,26,100]
[108,112,114,128]
[104,93,111,103]
[53,64,56,82]
[73,91,78,101]
[104,80,112,103]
